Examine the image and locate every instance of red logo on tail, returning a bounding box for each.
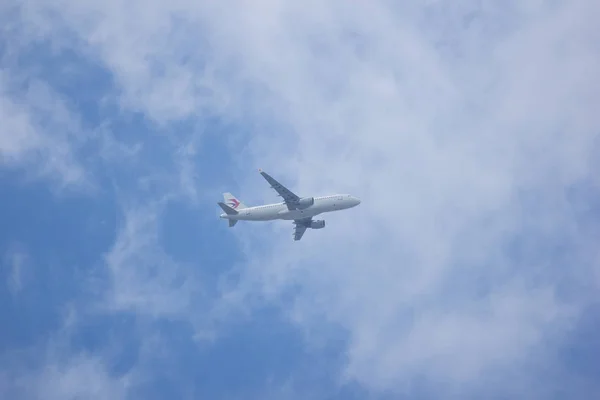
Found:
[227,199,240,208]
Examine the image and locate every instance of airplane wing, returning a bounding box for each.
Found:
[259,170,300,208]
[292,217,311,241]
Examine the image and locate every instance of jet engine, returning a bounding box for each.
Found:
[309,220,325,229]
[296,197,315,209]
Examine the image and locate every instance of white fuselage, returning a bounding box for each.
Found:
[220,194,360,221]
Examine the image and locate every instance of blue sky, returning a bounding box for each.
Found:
[1,1,600,399]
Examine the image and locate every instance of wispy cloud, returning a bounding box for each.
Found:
[2,0,599,398]
[102,201,199,318]
[2,243,29,296]
[0,72,90,189]
[0,303,130,400]
[193,0,598,397]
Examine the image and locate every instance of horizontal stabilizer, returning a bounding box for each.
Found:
[228,219,238,228]
[218,202,238,215]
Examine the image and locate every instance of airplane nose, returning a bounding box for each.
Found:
[355,197,361,205]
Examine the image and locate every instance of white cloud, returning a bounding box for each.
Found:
[225,1,600,394]
[0,70,90,189]
[0,305,130,400]
[2,243,29,295]
[26,355,128,400]
[6,0,600,397]
[1,356,128,400]
[100,199,226,343]
[102,201,193,316]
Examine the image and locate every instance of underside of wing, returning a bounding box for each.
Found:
[293,217,312,241]
[259,170,300,208]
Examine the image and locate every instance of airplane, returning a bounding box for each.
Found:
[218,169,361,241]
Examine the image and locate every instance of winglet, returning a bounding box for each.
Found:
[258,168,262,172]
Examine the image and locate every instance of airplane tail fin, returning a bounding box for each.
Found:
[223,192,247,210]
